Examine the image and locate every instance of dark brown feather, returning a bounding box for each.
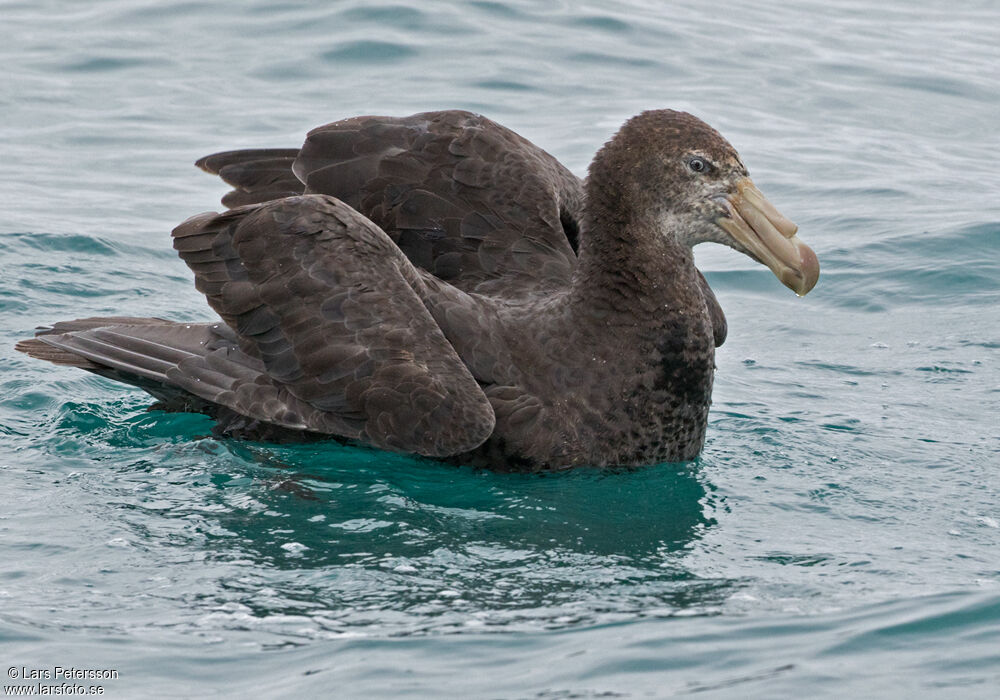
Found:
[169,195,496,456]
[292,111,583,297]
[16,110,742,470]
[196,149,304,207]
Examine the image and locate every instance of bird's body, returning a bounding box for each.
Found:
[17,110,818,471]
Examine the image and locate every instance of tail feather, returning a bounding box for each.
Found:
[15,338,102,369]
[17,315,214,388]
[16,316,177,369]
[15,316,315,437]
[17,317,214,382]
[42,330,178,383]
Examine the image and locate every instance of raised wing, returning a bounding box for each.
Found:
[170,194,496,456]
[294,110,584,296]
[196,148,304,208]
[198,110,584,297]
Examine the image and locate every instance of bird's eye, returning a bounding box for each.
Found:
[688,157,708,173]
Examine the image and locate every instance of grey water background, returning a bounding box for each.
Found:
[2,0,998,696]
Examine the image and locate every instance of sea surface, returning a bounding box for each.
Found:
[2,0,999,697]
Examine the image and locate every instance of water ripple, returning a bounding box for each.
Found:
[320,40,420,64]
[3,0,1000,695]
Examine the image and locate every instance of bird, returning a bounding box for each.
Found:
[16,109,818,471]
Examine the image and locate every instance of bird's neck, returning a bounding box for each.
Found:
[569,187,703,325]
[556,187,716,466]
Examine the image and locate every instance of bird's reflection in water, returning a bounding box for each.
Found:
[172,439,737,634]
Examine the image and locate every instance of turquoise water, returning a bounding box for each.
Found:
[2,0,999,696]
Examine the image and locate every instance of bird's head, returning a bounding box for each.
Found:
[591,110,819,296]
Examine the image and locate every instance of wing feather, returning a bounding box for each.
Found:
[171,194,496,456]
[198,110,585,297]
[294,111,585,297]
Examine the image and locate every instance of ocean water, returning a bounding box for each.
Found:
[2,0,999,696]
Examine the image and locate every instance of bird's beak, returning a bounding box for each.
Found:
[715,179,819,296]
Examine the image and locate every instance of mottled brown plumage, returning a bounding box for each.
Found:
[16,109,818,470]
